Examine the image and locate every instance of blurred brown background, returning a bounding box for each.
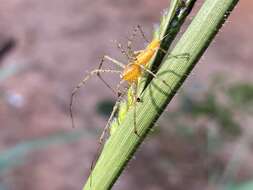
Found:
[0,0,252,190]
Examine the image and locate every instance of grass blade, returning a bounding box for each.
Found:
[83,0,240,189]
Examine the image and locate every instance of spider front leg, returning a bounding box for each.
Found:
[97,55,126,97]
[69,68,121,129]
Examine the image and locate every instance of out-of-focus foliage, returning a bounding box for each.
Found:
[180,92,241,136]
[227,83,253,110]
[225,181,253,190]
[0,131,87,173]
[96,99,115,118]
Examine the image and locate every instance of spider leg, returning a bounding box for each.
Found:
[70,69,121,128]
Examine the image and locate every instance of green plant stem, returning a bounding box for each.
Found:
[140,0,197,93]
[83,0,239,189]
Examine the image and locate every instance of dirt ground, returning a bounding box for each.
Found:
[0,0,252,190]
